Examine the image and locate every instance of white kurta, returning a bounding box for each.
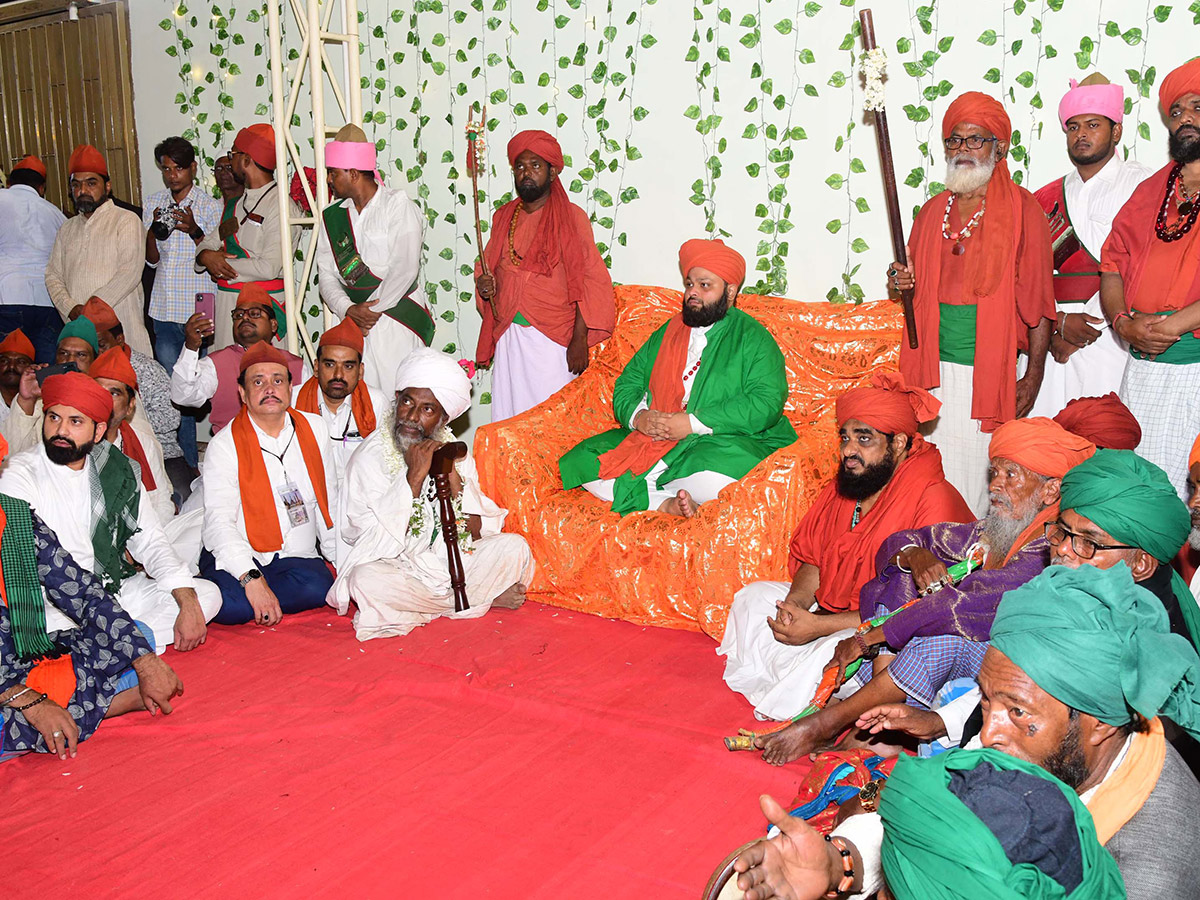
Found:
[329,428,534,640]
[0,444,220,651]
[316,186,429,398]
[0,184,65,308]
[115,419,175,524]
[1030,155,1152,419]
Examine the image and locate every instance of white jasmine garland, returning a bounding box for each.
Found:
[861,47,888,112]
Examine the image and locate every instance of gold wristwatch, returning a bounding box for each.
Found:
[859,779,882,813]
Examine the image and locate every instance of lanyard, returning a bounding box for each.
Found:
[257,427,296,477]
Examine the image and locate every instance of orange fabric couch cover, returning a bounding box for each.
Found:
[474,284,903,640]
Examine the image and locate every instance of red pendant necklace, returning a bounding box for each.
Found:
[942,194,986,256]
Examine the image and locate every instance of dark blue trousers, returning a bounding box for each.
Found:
[200,550,333,625]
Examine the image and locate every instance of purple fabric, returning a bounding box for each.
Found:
[860,520,1050,648]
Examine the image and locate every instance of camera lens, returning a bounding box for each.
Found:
[150,220,171,240]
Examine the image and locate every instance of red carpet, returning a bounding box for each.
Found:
[1,604,795,898]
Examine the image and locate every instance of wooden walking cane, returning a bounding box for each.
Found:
[859,9,919,350]
[465,105,497,318]
[431,441,470,612]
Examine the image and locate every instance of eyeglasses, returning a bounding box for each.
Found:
[1044,522,1137,560]
[214,164,233,173]
[943,136,999,150]
[231,308,270,321]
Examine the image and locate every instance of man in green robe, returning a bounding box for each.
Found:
[559,239,796,517]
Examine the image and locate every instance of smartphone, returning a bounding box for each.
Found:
[195,292,216,321]
[35,361,79,386]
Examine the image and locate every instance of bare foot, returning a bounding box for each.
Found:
[493,582,527,610]
[657,489,698,518]
[755,715,831,766]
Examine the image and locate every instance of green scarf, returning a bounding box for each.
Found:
[1060,449,1200,649]
[992,564,1200,738]
[88,440,140,594]
[880,749,1126,900]
[0,493,58,660]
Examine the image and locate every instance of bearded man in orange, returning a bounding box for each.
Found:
[889,93,1056,515]
[474,130,615,420]
[1101,58,1200,501]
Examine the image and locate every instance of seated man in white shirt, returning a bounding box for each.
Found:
[200,341,338,626]
[0,372,219,652]
[329,349,533,640]
[169,283,306,437]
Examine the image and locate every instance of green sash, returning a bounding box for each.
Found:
[219,195,250,259]
[322,203,435,346]
[1129,308,1200,365]
[938,302,977,365]
[88,441,140,594]
[0,493,58,660]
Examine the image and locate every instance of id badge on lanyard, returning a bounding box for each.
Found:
[277,480,310,527]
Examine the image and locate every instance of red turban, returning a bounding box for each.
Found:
[318,317,364,355]
[506,130,564,169]
[90,347,138,393]
[1160,58,1200,115]
[836,372,941,435]
[81,296,120,333]
[12,155,46,178]
[233,124,276,170]
[988,417,1096,479]
[239,340,291,375]
[237,282,273,310]
[42,371,113,426]
[678,238,747,289]
[1053,393,1141,451]
[68,144,108,178]
[942,91,1012,142]
[0,329,35,361]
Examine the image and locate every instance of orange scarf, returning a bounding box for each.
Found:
[597,316,690,479]
[118,422,156,492]
[231,407,333,553]
[294,376,377,437]
[1085,717,1165,845]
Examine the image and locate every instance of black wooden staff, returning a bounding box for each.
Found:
[431,441,470,612]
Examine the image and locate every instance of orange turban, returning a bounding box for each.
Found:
[237,282,273,310]
[0,329,35,361]
[12,155,46,178]
[1052,393,1141,451]
[239,340,291,375]
[942,91,1012,142]
[90,347,138,393]
[67,144,108,178]
[988,417,1096,479]
[1160,57,1200,115]
[506,130,564,169]
[318,317,364,355]
[836,372,940,436]
[81,296,121,333]
[233,124,276,170]
[678,238,747,288]
[42,371,113,426]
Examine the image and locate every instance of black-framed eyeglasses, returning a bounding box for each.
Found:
[1044,522,1137,560]
[944,135,999,151]
[231,308,269,321]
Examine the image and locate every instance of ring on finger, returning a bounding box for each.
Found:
[52,730,63,737]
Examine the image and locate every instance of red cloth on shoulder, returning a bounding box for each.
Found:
[788,436,974,612]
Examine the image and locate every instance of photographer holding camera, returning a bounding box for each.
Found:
[144,137,221,479]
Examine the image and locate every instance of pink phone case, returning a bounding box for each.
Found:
[195,292,216,321]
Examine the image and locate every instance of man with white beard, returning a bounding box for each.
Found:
[888,93,1055,513]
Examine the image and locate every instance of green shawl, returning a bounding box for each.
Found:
[88,440,140,593]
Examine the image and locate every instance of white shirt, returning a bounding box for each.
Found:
[0,184,66,307]
[289,380,387,485]
[315,185,428,317]
[0,444,194,631]
[1062,154,1152,264]
[627,323,715,436]
[202,410,337,578]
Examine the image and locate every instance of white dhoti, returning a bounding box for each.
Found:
[924,360,992,516]
[362,316,424,400]
[1029,296,1129,419]
[163,507,206,575]
[345,533,534,641]
[1120,356,1200,500]
[716,580,859,721]
[583,460,736,512]
[491,324,575,421]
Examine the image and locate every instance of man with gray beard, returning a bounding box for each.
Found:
[328,349,534,641]
[888,93,1055,515]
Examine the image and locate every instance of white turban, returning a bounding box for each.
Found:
[393,348,472,420]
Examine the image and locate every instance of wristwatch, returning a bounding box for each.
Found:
[859,779,883,813]
[238,568,263,587]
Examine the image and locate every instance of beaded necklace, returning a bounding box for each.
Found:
[942,194,986,256]
[1156,163,1200,242]
[507,205,523,266]
[851,501,862,529]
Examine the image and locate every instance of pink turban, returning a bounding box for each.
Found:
[1059,78,1124,129]
[325,140,377,171]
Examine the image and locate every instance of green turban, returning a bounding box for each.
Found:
[880,749,1125,900]
[57,317,99,354]
[1059,449,1200,649]
[991,564,1200,737]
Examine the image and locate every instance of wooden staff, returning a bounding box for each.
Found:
[431,441,470,613]
[465,105,497,317]
[860,9,919,350]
